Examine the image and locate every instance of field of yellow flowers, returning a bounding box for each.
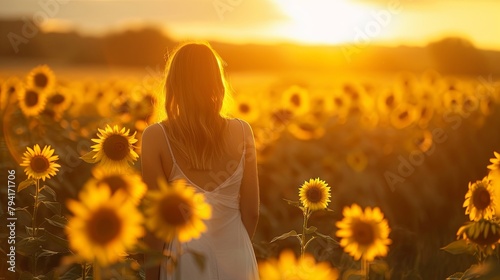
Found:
[1,65,500,279]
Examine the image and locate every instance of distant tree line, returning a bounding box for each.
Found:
[1,19,499,75]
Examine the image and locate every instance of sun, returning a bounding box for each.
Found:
[273,0,371,45]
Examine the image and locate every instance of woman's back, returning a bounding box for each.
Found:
[141,42,259,280]
[155,118,258,279]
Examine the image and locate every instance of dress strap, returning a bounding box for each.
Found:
[157,122,177,164]
[236,119,246,155]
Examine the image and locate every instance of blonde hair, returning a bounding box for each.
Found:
[163,42,230,170]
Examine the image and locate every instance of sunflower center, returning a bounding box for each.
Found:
[385,95,394,107]
[49,93,65,105]
[25,90,39,107]
[102,175,128,194]
[239,103,250,114]
[34,73,48,88]
[159,195,192,226]
[472,186,491,210]
[334,97,343,107]
[86,207,122,245]
[398,111,409,120]
[102,134,130,161]
[305,186,323,203]
[30,155,50,173]
[352,221,375,246]
[291,94,301,107]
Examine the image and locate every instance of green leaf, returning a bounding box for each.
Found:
[80,150,97,163]
[305,226,317,234]
[312,231,338,244]
[39,201,61,215]
[45,215,68,228]
[40,185,57,200]
[441,239,475,255]
[18,178,35,192]
[446,272,464,279]
[44,230,69,252]
[461,264,491,279]
[283,199,301,208]
[37,249,59,258]
[270,230,299,243]
[17,237,42,256]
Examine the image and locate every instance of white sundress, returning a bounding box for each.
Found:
[157,120,259,280]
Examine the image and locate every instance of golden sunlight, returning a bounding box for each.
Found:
[273,0,374,45]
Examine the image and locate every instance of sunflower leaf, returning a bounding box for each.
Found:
[283,198,301,208]
[45,215,68,228]
[80,150,97,163]
[312,231,338,244]
[441,239,475,255]
[39,201,61,215]
[44,230,69,251]
[37,249,60,259]
[305,226,318,234]
[18,178,35,192]
[40,185,57,200]
[270,230,299,243]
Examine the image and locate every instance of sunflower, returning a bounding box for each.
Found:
[287,118,325,141]
[487,152,500,177]
[377,89,400,116]
[20,144,60,181]
[464,176,496,221]
[144,179,212,243]
[346,149,368,173]
[234,97,260,124]
[91,124,139,171]
[66,184,144,266]
[299,178,330,211]
[17,87,48,117]
[405,129,433,153]
[281,85,310,116]
[47,86,72,116]
[457,219,500,255]
[85,168,147,205]
[26,65,56,93]
[390,103,416,129]
[336,204,391,261]
[1,77,23,111]
[259,250,338,280]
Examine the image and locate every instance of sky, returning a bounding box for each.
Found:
[2,0,500,50]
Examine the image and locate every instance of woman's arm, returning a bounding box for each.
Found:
[141,125,167,280]
[239,121,260,239]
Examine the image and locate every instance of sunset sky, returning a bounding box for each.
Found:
[2,0,500,50]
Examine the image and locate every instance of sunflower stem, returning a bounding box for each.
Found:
[31,178,40,275]
[82,263,87,280]
[361,257,369,279]
[93,261,102,280]
[301,208,310,257]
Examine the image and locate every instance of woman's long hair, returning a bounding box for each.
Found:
[163,42,230,170]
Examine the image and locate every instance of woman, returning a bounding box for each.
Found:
[141,42,260,280]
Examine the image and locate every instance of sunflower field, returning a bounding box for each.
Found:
[1,64,500,280]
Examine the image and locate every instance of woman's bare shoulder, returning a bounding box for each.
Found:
[142,122,164,143]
